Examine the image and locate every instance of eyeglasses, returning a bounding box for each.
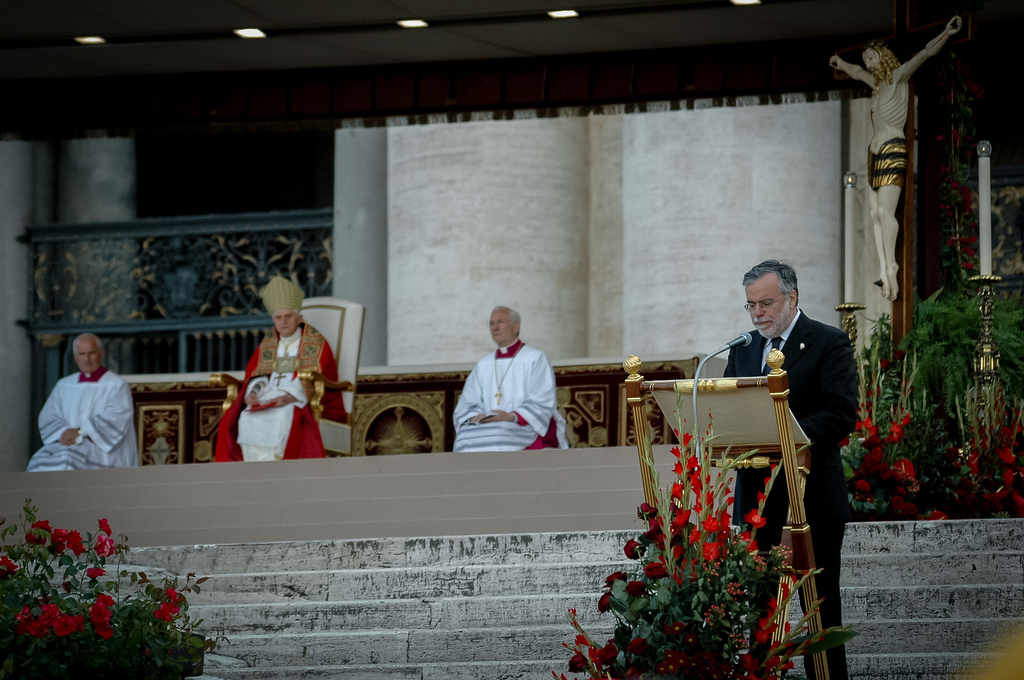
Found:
[743,295,783,312]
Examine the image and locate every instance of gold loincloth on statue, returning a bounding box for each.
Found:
[868,137,907,190]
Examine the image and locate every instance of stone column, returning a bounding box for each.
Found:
[588,114,625,359]
[622,101,843,357]
[0,141,35,471]
[52,137,138,351]
[387,118,589,365]
[334,128,388,367]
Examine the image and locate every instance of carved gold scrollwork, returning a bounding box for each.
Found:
[137,405,184,466]
[353,392,446,456]
[562,386,609,448]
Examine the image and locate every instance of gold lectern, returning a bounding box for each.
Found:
[624,350,829,680]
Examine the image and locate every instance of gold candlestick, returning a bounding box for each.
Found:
[835,302,867,349]
[968,275,1002,388]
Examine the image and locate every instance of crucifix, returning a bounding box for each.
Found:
[830,1,974,343]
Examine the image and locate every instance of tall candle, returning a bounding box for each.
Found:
[843,172,857,300]
[978,140,992,276]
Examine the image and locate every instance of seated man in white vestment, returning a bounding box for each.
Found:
[453,306,568,452]
[27,334,138,472]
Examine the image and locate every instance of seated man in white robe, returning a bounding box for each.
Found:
[27,333,138,472]
[453,306,568,452]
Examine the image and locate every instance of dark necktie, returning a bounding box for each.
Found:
[764,337,782,374]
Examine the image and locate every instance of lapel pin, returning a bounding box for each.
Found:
[800,343,805,350]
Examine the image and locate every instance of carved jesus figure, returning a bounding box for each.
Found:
[830,16,961,301]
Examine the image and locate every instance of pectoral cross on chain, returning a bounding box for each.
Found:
[495,389,502,405]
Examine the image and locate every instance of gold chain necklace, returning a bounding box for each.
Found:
[493,347,520,406]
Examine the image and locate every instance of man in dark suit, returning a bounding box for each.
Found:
[725,260,857,680]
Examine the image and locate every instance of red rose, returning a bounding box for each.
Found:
[626,638,649,655]
[568,653,588,672]
[623,539,644,560]
[95,534,115,557]
[64,531,84,557]
[0,555,18,579]
[644,562,668,579]
[53,615,78,637]
[855,480,871,493]
[624,580,647,597]
[153,602,180,622]
[98,518,112,536]
[605,571,627,588]
[86,567,105,579]
[25,522,51,548]
[597,592,612,613]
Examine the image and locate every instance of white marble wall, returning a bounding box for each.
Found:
[587,115,625,359]
[387,118,589,365]
[0,142,35,471]
[621,101,844,358]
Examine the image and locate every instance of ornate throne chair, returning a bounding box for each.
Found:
[210,296,365,456]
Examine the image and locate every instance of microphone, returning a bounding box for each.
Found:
[720,332,753,353]
[690,332,754,454]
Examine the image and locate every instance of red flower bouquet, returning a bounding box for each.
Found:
[0,500,213,680]
[557,426,854,679]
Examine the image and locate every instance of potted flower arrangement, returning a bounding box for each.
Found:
[556,428,854,680]
[0,500,212,680]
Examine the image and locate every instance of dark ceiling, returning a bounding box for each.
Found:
[6,0,1019,81]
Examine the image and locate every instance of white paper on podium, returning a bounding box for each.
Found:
[650,378,808,452]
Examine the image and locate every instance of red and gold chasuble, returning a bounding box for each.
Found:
[215,324,345,462]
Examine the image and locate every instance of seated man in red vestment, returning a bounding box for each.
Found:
[215,277,346,462]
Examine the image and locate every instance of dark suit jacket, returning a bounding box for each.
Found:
[725,311,857,527]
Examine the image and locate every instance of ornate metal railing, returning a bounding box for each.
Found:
[25,209,334,414]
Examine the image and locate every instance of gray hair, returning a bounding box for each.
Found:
[491,306,521,325]
[72,333,103,352]
[742,260,799,296]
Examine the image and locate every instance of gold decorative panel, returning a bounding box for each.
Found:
[561,386,610,448]
[138,405,185,466]
[352,392,446,456]
[618,386,673,447]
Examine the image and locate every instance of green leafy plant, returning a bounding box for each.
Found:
[557,418,854,680]
[843,303,1024,521]
[0,500,213,680]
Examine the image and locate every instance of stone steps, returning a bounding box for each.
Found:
[149,519,1023,680]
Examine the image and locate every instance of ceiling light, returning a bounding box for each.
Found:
[729,0,762,5]
[547,10,579,19]
[233,28,267,39]
[397,19,428,28]
[74,36,106,45]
